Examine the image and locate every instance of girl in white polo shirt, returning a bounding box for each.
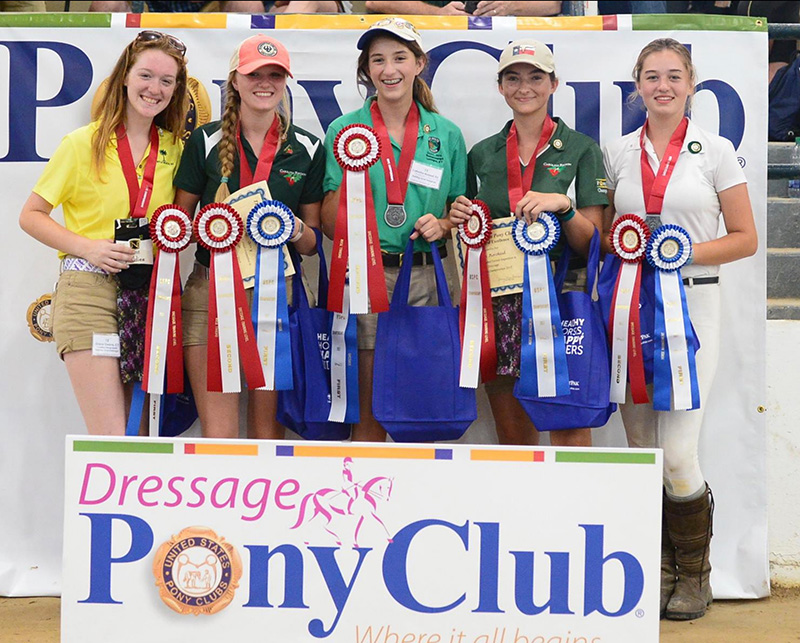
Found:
[602,38,757,622]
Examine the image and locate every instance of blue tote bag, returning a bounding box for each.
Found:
[373,238,477,442]
[515,230,616,430]
[277,230,352,440]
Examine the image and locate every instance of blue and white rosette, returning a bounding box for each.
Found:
[512,212,570,398]
[247,200,295,391]
[646,224,700,411]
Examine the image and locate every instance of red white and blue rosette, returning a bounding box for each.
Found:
[512,212,569,398]
[607,214,650,405]
[195,203,265,393]
[143,205,191,400]
[247,200,295,391]
[646,224,700,411]
[328,124,389,316]
[457,200,496,388]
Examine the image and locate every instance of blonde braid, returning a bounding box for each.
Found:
[214,73,241,202]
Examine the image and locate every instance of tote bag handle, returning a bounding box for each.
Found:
[290,227,329,310]
[553,227,601,295]
[390,238,452,309]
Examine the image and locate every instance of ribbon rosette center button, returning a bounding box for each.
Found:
[467,215,482,235]
[261,216,281,236]
[346,137,368,158]
[211,218,230,238]
[164,220,181,240]
[621,229,639,252]
[660,239,680,259]
[528,221,547,242]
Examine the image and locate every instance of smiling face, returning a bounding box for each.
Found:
[498,62,558,118]
[124,48,180,125]
[366,35,424,104]
[636,49,694,120]
[231,64,288,117]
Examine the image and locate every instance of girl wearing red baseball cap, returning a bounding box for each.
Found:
[174,34,325,440]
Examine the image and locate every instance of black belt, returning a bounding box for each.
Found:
[682,276,719,287]
[381,244,448,268]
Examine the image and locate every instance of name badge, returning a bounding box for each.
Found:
[408,160,443,190]
[92,333,121,358]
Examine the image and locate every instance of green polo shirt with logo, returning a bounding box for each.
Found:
[323,97,468,254]
[175,120,325,266]
[467,117,608,258]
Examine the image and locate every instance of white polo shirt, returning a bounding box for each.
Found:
[603,119,746,278]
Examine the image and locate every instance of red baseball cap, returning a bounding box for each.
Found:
[229,34,292,77]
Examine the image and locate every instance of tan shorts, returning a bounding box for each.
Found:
[182,264,309,347]
[51,270,119,357]
[357,264,458,350]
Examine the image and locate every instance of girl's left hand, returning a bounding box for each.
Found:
[515,191,571,225]
[410,213,446,242]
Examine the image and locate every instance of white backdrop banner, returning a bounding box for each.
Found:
[62,437,662,643]
[0,13,768,599]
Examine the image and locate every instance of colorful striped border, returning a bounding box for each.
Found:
[0,12,766,32]
[555,451,656,464]
[72,440,173,454]
[276,445,452,460]
[471,449,545,462]
[184,443,258,456]
[0,13,111,28]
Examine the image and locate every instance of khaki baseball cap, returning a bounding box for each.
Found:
[357,16,423,51]
[229,34,292,77]
[498,39,555,74]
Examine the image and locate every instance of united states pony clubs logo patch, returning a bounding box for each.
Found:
[153,527,242,615]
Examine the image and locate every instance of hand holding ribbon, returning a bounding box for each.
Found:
[247,200,295,391]
[607,214,650,405]
[457,200,496,388]
[143,205,192,397]
[328,124,389,315]
[646,225,700,411]
[512,212,569,398]
[195,203,265,393]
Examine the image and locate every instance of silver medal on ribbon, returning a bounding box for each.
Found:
[384,204,407,228]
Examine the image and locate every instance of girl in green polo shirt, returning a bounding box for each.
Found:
[174,35,325,441]
[449,39,608,448]
[321,17,468,442]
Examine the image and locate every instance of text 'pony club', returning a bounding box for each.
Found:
[78,512,646,638]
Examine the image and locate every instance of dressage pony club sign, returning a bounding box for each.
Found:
[63,437,662,642]
[0,12,766,602]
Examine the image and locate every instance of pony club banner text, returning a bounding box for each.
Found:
[63,437,662,642]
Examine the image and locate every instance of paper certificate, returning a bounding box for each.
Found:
[225,181,295,288]
[452,216,524,296]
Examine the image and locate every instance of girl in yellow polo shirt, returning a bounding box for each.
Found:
[18,32,188,435]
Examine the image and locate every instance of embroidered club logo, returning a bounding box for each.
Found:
[513,44,537,57]
[428,136,441,154]
[257,42,278,58]
[283,144,293,155]
[153,526,242,616]
[280,169,305,186]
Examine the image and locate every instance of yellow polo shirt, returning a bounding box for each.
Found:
[34,121,183,258]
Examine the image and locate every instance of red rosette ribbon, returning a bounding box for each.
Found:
[457,200,496,388]
[142,205,192,396]
[608,214,650,405]
[328,124,389,315]
[194,203,265,393]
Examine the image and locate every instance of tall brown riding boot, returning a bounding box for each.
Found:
[660,492,677,618]
[664,484,714,621]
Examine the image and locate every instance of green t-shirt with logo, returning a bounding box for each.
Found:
[323,97,467,254]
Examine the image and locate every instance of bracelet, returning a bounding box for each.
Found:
[289,218,305,243]
[556,207,576,223]
[556,195,574,215]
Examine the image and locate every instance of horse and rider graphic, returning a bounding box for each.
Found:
[289,457,395,547]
